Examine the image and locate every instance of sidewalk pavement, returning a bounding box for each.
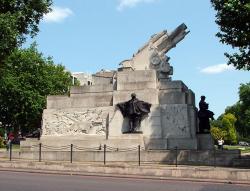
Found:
[0,158,249,185]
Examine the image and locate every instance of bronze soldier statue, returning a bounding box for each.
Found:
[117,93,151,133]
[198,96,214,133]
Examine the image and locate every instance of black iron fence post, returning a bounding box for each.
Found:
[213,147,216,168]
[138,145,141,166]
[106,114,109,140]
[9,143,12,161]
[104,144,106,165]
[70,144,73,163]
[39,143,42,162]
[175,146,178,167]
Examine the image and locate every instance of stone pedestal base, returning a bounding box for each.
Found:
[143,138,168,150]
[21,135,145,151]
[197,134,214,150]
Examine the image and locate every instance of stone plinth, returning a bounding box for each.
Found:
[197,134,214,150]
[47,93,113,109]
[21,134,145,151]
[113,89,159,105]
[117,70,157,91]
[18,139,240,167]
[46,96,71,109]
[70,84,113,95]
[159,80,188,92]
[161,104,194,138]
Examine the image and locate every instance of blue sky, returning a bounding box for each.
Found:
[26,0,249,117]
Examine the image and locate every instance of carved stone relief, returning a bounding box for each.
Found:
[42,108,108,136]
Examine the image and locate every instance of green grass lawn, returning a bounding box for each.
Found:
[223,145,250,154]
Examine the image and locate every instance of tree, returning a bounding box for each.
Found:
[211,113,237,144]
[211,0,250,70]
[222,113,238,144]
[225,82,250,137]
[0,44,74,136]
[0,0,52,65]
[210,126,227,141]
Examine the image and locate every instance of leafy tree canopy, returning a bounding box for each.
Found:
[211,0,250,70]
[225,82,250,138]
[0,44,73,135]
[0,0,52,63]
[211,113,237,144]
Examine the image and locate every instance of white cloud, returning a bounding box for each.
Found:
[200,64,235,74]
[43,7,73,23]
[117,0,157,11]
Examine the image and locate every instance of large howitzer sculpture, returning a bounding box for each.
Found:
[119,23,189,79]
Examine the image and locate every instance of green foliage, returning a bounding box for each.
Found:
[0,44,73,134]
[239,82,250,109]
[211,113,238,144]
[239,136,250,143]
[0,128,4,137]
[222,113,238,144]
[211,0,250,70]
[0,0,52,64]
[0,136,4,148]
[225,82,250,138]
[211,126,227,140]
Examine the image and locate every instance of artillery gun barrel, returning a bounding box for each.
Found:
[155,23,189,54]
[168,23,189,47]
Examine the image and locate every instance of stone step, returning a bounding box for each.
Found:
[232,158,250,168]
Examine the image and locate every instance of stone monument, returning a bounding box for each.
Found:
[27,23,212,150]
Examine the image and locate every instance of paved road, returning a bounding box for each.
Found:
[0,171,249,191]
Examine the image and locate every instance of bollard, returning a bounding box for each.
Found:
[70,144,73,163]
[138,145,141,166]
[9,143,12,161]
[104,144,106,165]
[175,146,178,167]
[39,143,42,162]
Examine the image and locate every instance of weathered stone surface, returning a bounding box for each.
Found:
[117,70,157,91]
[197,134,214,150]
[108,107,124,136]
[187,89,195,106]
[141,105,162,138]
[71,92,113,107]
[167,138,197,149]
[47,93,113,109]
[187,105,198,137]
[161,104,192,139]
[113,89,159,105]
[70,84,113,95]
[47,96,71,109]
[159,91,187,104]
[42,107,113,136]
[144,138,167,150]
[159,80,188,91]
[92,75,113,85]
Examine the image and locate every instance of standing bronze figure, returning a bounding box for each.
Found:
[198,96,214,133]
[117,93,151,133]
